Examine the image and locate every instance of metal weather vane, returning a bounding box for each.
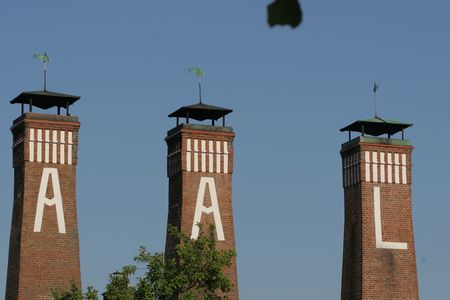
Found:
[189,66,205,103]
[33,52,50,91]
[373,80,379,117]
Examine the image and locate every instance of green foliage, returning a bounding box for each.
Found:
[52,224,234,300]
[52,281,99,300]
[134,224,235,299]
[85,286,100,300]
[103,265,137,300]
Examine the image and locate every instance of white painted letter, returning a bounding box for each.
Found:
[34,168,66,234]
[191,177,225,241]
[374,186,407,249]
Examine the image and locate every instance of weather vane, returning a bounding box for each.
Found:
[189,66,205,103]
[33,52,50,91]
[373,80,379,117]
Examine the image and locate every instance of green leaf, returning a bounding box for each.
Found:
[52,223,234,300]
[267,0,303,28]
[51,280,83,300]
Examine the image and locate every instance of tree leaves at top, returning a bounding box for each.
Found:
[103,266,137,299]
[59,224,236,300]
[52,281,99,300]
[268,0,303,28]
[129,224,235,299]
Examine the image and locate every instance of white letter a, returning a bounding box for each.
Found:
[34,168,66,234]
[191,177,225,241]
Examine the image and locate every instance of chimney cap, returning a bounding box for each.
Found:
[10,90,80,110]
[168,102,232,121]
[340,116,412,137]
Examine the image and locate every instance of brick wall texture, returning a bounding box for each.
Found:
[165,124,239,300]
[6,113,81,300]
[340,138,419,300]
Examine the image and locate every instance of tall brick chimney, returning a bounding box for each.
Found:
[165,102,239,299]
[6,91,82,299]
[339,117,419,299]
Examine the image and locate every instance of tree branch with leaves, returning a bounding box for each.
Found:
[54,224,236,300]
[268,0,303,28]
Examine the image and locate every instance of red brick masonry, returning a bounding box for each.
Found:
[165,124,239,300]
[340,137,419,300]
[6,113,81,300]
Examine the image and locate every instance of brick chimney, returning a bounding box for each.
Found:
[165,102,239,299]
[6,91,82,299]
[340,117,419,299]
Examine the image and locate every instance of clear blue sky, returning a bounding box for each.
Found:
[1,1,450,298]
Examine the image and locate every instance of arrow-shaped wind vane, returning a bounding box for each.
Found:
[189,67,205,103]
[33,52,50,91]
[373,81,379,117]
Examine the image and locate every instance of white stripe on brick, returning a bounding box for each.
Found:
[352,154,356,185]
[187,138,192,151]
[167,141,182,177]
[186,139,192,171]
[30,128,35,141]
[351,154,354,186]
[45,130,50,163]
[193,139,199,172]
[201,152,206,173]
[349,155,353,186]
[201,140,206,172]
[365,151,371,182]
[346,156,350,187]
[60,145,65,164]
[402,154,407,184]
[372,151,378,163]
[201,156,206,172]
[37,129,43,163]
[201,140,206,152]
[359,151,408,185]
[194,139,198,151]
[208,141,214,173]
[182,139,232,174]
[186,152,192,172]
[27,128,78,165]
[372,152,378,183]
[52,130,58,164]
[29,128,35,162]
[194,153,198,172]
[68,132,73,165]
[223,141,228,174]
[68,144,73,165]
[356,154,360,185]
[216,153,221,173]
[342,152,361,188]
[343,156,347,187]
[223,141,228,154]
[387,153,393,183]
[216,141,221,153]
[216,141,221,173]
[224,153,228,174]
[394,153,400,184]
[60,131,65,164]
[60,131,65,144]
